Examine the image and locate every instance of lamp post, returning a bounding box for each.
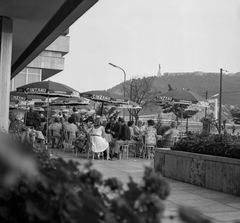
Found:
[218,68,228,135]
[130,80,133,121]
[109,63,126,98]
[109,63,126,117]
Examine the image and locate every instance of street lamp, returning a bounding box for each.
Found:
[218,68,228,134]
[109,63,126,98]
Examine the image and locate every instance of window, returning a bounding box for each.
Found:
[28,74,40,83]
[14,72,26,89]
[27,68,41,83]
[12,68,41,90]
[28,68,41,75]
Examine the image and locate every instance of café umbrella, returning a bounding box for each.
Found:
[17,80,80,143]
[155,89,208,106]
[10,91,47,118]
[81,90,129,115]
[155,89,208,135]
[9,98,19,109]
[10,91,46,101]
[16,80,80,98]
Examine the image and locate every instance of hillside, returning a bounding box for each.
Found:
[108,73,240,116]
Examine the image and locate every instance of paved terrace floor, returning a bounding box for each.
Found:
[50,149,240,223]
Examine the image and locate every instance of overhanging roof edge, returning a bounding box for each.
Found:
[11,0,98,79]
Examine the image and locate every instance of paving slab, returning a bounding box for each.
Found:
[50,149,240,223]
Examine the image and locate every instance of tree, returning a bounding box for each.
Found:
[156,85,199,131]
[161,104,198,130]
[182,110,199,132]
[230,106,240,124]
[125,76,160,123]
[160,103,185,121]
[200,113,218,135]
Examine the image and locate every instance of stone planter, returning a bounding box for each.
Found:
[154,148,240,196]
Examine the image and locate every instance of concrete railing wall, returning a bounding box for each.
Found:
[154,148,240,196]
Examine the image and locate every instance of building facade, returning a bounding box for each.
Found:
[11,30,69,91]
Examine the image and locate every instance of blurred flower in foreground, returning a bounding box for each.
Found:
[0,133,38,187]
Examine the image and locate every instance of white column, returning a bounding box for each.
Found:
[0,17,13,132]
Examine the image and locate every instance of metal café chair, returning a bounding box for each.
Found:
[128,142,137,157]
[50,129,62,148]
[63,130,78,155]
[119,144,129,159]
[87,136,104,161]
[140,135,156,160]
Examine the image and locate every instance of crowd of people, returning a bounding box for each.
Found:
[8,106,180,160]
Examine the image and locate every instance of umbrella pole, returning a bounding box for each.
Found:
[25,99,28,125]
[181,105,183,139]
[46,95,49,149]
[101,102,104,116]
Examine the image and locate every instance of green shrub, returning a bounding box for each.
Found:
[172,133,240,159]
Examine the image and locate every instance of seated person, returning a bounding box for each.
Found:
[64,117,79,141]
[105,116,121,140]
[145,119,157,146]
[132,119,146,155]
[83,116,94,133]
[127,120,139,156]
[142,120,158,158]
[40,117,47,132]
[75,123,88,153]
[71,107,83,124]
[111,117,131,161]
[133,119,145,141]
[89,117,110,160]
[161,121,179,147]
[127,121,138,142]
[25,107,41,129]
[49,117,63,148]
[9,113,28,141]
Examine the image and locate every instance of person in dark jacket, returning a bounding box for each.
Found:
[105,116,121,139]
[25,107,41,129]
[111,117,130,160]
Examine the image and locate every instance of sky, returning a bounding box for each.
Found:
[50,0,240,92]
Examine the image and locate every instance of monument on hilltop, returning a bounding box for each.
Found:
[157,64,162,76]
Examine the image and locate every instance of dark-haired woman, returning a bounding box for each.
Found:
[142,119,158,158]
[145,119,157,146]
[127,121,138,142]
[64,116,79,141]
